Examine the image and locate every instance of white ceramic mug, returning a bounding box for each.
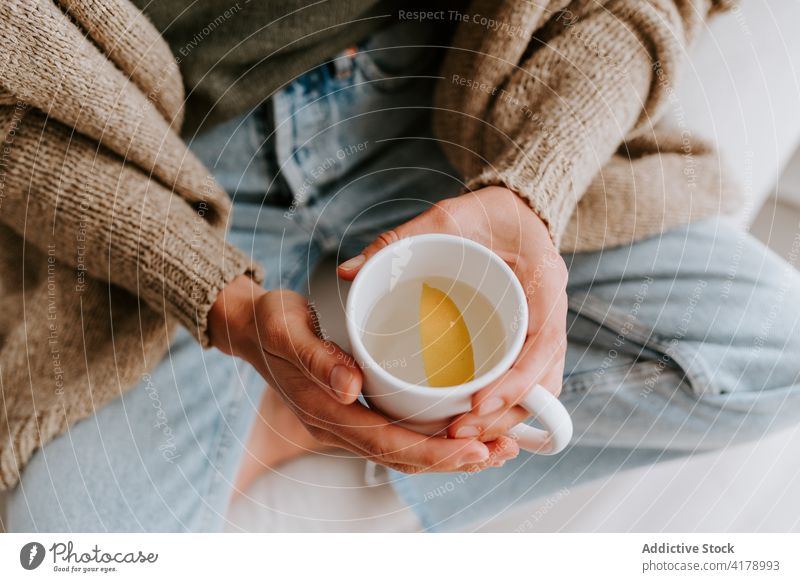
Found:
[346,234,573,455]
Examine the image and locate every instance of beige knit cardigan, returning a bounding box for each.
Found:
[0,0,737,489]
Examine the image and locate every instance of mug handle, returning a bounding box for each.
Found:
[507,385,573,455]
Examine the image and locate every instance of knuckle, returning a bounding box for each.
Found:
[553,260,569,288]
[512,381,534,405]
[367,440,393,463]
[434,197,456,214]
[479,427,505,444]
[500,370,531,401]
[417,447,444,469]
[262,311,289,351]
[366,424,398,458]
[431,200,458,227]
[368,431,407,465]
[290,403,318,427]
[296,343,325,382]
[304,425,329,444]
[376,229,400,248]
[508,390,531,410]
[265,288,298,310]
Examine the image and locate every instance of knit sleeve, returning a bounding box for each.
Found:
[458,0,729,248]
[0,106,264,347]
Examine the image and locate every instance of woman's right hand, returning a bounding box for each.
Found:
[207,275,518,473]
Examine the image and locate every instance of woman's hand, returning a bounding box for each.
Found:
[338,186,568,448]
[208,275,518,473]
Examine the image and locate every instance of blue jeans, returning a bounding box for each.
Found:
[8,23,800,532]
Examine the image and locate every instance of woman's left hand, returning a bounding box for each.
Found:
[337,187,568,458]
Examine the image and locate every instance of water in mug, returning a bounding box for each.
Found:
[362,276,507,387]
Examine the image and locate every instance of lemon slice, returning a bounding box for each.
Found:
[419,282,475,387]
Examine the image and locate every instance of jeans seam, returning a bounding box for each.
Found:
[643,335,717,396]
[562,360,671,396]
[567,291,716,397]
[272,87,308,205]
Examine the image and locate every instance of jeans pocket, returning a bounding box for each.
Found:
[567,291,719,398]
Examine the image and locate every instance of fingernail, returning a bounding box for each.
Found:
[460,446,490,465]
[491,459,506,468]
[478,397,504,416]
[454,425,481,439]
[330,365,354,402]
[339,254,365,271]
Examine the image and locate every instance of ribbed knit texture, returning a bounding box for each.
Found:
[0,0,737,488]
[0,0,263,488]
[435,0,740,249]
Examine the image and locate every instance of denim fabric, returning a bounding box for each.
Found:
[391,220,800,531]
[8,22,800,532]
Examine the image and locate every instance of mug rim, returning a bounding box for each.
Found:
[345,233,529,397]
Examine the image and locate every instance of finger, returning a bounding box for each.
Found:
[300,424,428,475]
[259,345,491,473]
[473,300,566,412]
[336,201,460,280]
[447,324,565,441]
[458,436,521,472]
[273,360,490,470]
[298,393,491,470]
[450,404,529,442]
[283,387,495,474]
[455,258,567,427]
[260,289,363,404]
[306,427,482,475]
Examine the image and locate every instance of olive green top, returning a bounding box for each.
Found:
[133,0,402,133]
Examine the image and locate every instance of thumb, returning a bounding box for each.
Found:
[296,333,363,405]
[337,204,448,281]
[262,292,363,404]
